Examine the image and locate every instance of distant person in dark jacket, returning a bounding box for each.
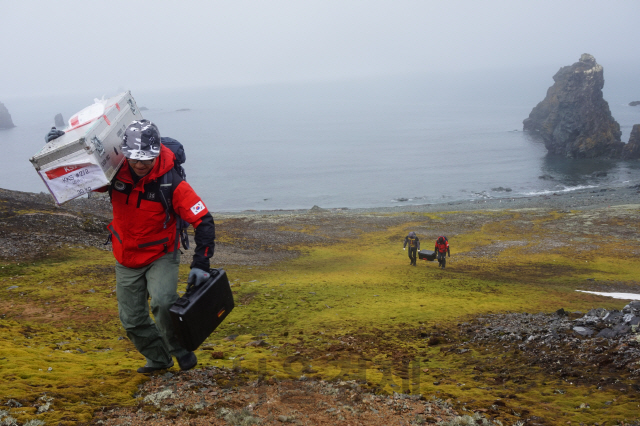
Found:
[435,236,450,269]
[403,231,420,266]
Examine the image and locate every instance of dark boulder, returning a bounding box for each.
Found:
[596,328,616,339]
[621,124,640,160]
[630,101,640,107]
[523,54,623,158]
[54,113,65,127]
[0,101,15,129]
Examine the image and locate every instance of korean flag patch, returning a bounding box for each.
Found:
[190,201,206,215]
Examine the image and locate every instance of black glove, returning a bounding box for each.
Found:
[45,127,65,143]
[188,268,210,287]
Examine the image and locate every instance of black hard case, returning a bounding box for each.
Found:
[169,268,234,351]
[418,250,437,261]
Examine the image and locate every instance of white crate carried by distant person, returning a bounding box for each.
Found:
[29,91,143,204]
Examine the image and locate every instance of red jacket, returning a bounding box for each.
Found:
[107,145,214,269]
[435,236,449,254]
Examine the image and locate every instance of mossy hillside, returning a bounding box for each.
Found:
[210,209,640,423]
[0,248,147,425]
[1,208,640,424]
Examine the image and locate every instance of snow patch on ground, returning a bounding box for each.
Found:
[576,290,640,300]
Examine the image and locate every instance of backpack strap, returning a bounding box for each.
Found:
[158,169,191,259]
[159,170,175,230]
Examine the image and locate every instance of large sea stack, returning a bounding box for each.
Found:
[0,101,15,129]
[523,54,623,158]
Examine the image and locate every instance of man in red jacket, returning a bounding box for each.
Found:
[110,120,215,374]
[55,120,216,374]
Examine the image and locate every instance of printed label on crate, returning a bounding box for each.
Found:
[40,159,109,204]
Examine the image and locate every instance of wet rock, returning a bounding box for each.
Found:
[523,54,623,158]
[622,124,640,160]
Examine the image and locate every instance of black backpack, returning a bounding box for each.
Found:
[158,137,190,255]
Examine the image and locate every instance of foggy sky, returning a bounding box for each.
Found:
[1,0,639,98]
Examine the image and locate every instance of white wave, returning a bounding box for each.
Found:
[521,185,598,196]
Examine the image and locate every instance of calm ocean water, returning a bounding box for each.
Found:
[2,73,639,212]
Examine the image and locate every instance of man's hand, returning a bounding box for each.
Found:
[45,127,65,143]
[188,268,210,287]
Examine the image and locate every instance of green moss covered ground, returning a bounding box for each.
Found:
[1,207,639,424]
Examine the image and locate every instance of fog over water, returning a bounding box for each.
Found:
[3,70,640,211]
[1,1,639,210]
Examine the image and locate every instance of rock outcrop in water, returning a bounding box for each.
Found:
[54,113,65,127]
[0,102,15,129]
[523,54,623,158]
[622,124,640,160]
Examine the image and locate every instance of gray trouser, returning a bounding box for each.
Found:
[115,252,189,367]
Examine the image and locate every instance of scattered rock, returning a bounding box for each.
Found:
[491,187,512,192]
[629,101,640,107]
[461,301,640,385]
[5,399,22,408]
[523,54,623,158]
[573,326,595,337]
[245,340,268,347]
[93,368,465,426]
[143,388,174,406]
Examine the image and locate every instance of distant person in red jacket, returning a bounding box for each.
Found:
[435,236,450,269]
[403,231,420,266]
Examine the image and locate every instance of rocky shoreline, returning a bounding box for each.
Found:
[215,183,640,218]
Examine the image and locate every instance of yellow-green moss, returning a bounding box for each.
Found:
[2,208,640,424]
